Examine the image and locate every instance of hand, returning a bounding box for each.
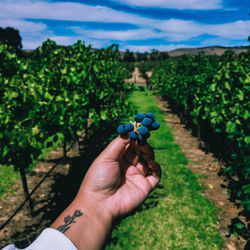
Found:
[51,136,161,250]
[78,136,161,219]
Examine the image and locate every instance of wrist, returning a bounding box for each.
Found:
[75,191,113,231]
[51,193,113,250]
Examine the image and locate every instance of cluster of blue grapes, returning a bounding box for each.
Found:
[117,113,160,145]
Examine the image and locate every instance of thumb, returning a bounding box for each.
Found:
[99,136,131,161]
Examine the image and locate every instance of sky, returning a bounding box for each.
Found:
[0,0,249,52]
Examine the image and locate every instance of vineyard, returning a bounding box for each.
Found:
[0,40,249,249]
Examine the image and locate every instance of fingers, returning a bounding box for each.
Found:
[124,141,156,169]
[136,161,149,176]
[135,158,161,191]
[105,136,161,190]
[136,159,161,177]
[148,159,161,177]
[124,141,141,166]
[146,160,161,189]
[99,136,130,161]
[139,143,155,161]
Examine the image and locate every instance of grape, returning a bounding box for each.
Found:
[151,120,160,130]
[145,113,155,120]
[142,131,150,139]
[137,135,146,146]
[134,113,145,122]
[129,131,138,140]
[138,126,148,135]
[117,125,126,135]
[125,123,134,132]
[117,112,160,143]
[142,117,152,126]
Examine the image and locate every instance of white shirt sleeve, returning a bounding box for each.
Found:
[2,228,78,250]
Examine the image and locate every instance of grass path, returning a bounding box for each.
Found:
[0,165,20,199]
[106,91,223,250]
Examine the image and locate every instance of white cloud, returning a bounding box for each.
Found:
[110,0,222,10]
[89,39,114,49]
[157,19,202,34]
[206,21,250,40]
[0,0,148,25]
[155,19,202,41]
[156,19,250,42]
[71,19,250,43]
[21,40,44,50]
[49,36,79,46]
[0,19,47,33]
[71,27,162,41]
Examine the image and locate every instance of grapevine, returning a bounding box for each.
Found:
[150,50,250,235]
[0,40,132,213]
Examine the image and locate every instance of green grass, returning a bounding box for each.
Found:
[106,91,223,250]
[0,165,20,199]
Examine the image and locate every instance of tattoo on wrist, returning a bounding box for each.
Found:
[57,209,83,233]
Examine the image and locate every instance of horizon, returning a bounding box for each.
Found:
[23,44,249,53]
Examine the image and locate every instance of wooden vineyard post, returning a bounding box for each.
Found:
[19,165,33,215]
[63,139,67,159]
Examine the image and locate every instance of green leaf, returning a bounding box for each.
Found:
[244,136,250,144]
[243,184,250,194]
[60,68,67,75]
[237,90,244,101]
[2,146,9,158]
[9,91,19,99]
[99,91,104,100]
[225,71,230,79]
[215,128,222,133]
[235,223,244,229]
[210,83,216,92]
[243,110,249,120]
[101,111,108,120]
[94,65,99,73]
[44,92,52,100]
[81,70,87,79]
[56,95,63,102]
[226,121,236,134]
[225,81,231,91]
[210,111,217,117]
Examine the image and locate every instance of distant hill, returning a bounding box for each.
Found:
[167,46,248,57]
[24,45,249,58]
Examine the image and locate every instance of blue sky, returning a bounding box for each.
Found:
[0,0,249,51]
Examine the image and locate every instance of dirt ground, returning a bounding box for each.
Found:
[0,146,80,248]
[155,95,247,250]
[0,130,108,249]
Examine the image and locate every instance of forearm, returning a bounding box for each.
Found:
[50,194,113,250]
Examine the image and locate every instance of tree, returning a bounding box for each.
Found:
[142,52,149,61]
[0,27,22,50]
[136,52,143,62]
[123,49,135,62]
[150,49,160,61]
